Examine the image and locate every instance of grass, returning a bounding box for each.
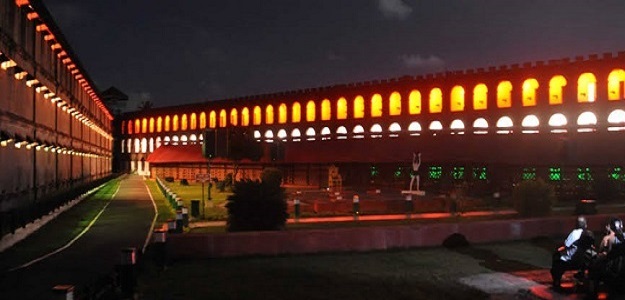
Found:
[145,180,176,224]
[0,178,121,271]
[159,180,230,220]
[137,239,559,300]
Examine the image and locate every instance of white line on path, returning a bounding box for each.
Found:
[8,183,122,272]
[142,177,159,254]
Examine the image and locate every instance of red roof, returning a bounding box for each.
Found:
[147,144,208,164]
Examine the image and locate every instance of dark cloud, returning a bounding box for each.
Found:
[43,0,625,108]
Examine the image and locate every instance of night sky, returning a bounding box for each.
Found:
[44,0,625,109]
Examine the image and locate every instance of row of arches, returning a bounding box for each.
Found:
[121,109,625,154]
[123,70,625,135]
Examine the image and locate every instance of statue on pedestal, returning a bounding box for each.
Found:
[409,152,421,192]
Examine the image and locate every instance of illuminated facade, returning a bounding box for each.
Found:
[0,0,113,234]
[119,52,625,190]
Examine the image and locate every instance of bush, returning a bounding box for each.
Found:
[180,178,189,186]
[225,174,287,232]
[512,178,556,217]
[164,177,174,182]
[261,167,283,186]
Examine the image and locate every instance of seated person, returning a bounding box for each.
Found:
[551,216,594,289]
[588,217,625,289]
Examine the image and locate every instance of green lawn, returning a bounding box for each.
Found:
[157,180,230,220]
[0,178,121,271]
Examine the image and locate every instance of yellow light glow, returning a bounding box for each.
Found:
[1,60,16,70]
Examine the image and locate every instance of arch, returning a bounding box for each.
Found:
[352,125,365,138]
[548,113,568,127]
[577,111,597,126]
[429,88,442,113]
[121,121,126,135]
[450,86,465,112]
[522,78,539,107]
[209,111,217,128]
[172,135,179,145]
[164,116,171,132]
[199,112,207,129]
[408,122,422,132]
[264,130,274,140]
[450,119,465,130]
[253,131,261,140]
[141,138,147,153]
[608,109,625,131]
[371,94,383,117]
[253,106,262,125]
[608,109,625,124]
[389,92,401,116]
[473,84,488,110]
[190,113,197,130]
[230,108,238,126]
[497,81,512,108]
[277,129,288,140]
[189,134,197,142]
[549,75,567,105]
[473,118,489,128]
[265,105,274,124]
[389,122,401,132]
[181,135,188,145]
[181,114,188,131]
[578,73,597,103]
[134,138,141,153]
[219,109,227,127]
[305,127,316,140]
[522,115,540,127]
[337,97,347,119]
[134,119,140,134]
[608,69,625,101]
[336,126,348,138]
[370,124,383,132]
[291,128,301,138]
[306,100,316,122]
[291,102,301,123]
[241,108,250,126]
[278,103,287,124]
[172,115,179,131]
[127,139,132,153]
[156,117,162,133]
[163,136,171,145]
[128,120,133,134]
[155,137,161,149]
[370,124,383,138]
[408,90,422,114]
[496,116,513,128]
[321,99,331,121]
[149,118,155,133]
[354,95,365,119]
[321,127,331,140]
[429,120,443,130]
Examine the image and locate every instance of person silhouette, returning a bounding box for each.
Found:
[409,152,421,192]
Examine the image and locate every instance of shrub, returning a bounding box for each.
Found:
[164,177,174,182]
[180,178,189,186]
[226,173,287,232]
[512,178,556,217]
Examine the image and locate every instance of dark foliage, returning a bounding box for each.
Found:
[226,168,287,232]
[512,178,555,217]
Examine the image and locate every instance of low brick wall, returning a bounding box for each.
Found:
[166,213,625,259]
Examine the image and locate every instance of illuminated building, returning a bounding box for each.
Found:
[119,52,625,195]
[0,0,113,235]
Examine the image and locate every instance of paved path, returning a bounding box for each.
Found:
[0,175,155,299]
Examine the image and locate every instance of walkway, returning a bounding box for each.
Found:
[0,175,155,299]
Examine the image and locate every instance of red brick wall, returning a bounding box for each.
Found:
[165,213,625,259]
